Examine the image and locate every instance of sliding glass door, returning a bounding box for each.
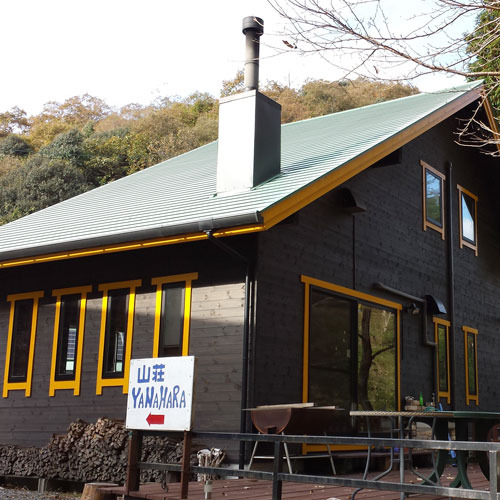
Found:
[307,287,397,415]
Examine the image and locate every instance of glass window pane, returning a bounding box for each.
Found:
[357,304,396,411]
[103,289,128,377]
[9,299,34,382]
[426,170,442,226]
[461,192,476,243]
[467,333,477,396]
[437,325,448,392]
[56,294,80,380]
[160,284,184,357]
[309,289,352,410]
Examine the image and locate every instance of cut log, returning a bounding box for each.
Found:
[81,482,118,500]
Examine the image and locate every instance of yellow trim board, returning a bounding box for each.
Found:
[151,272,198,357]
[301,275,402,411]
[482,95,500,154]
[49,285,92,396]
[0,87,483,271]
[301,275,402,310]
[96,279,142,395]
[262,90,482,229]
[3,290,44,398]
[457,184,478,256]
[433,318,451,404]
[463,326,479,406]
[421,160,446,240]
[0,224,265,270]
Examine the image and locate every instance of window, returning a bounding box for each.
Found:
[433,318,451,403]
[96,279,141,395]
[463,326,478,405]
[152,273,198,357]
[421,160,445,239]
[301,276,401,432]
[2,291,44,398]
[49,286,91,396]
[458,185,478,255]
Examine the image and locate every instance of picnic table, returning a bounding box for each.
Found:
[350,409,500,493]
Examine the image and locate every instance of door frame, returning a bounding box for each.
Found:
[301,275,402,411]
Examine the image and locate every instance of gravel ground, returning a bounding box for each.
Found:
[0,487,80,499]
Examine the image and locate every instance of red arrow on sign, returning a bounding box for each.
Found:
[146,413,165,426]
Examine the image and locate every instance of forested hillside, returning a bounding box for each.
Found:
[0,75,417,224]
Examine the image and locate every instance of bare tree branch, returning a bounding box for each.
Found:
[269,0,500,154]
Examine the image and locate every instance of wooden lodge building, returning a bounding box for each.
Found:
[0,18,499,464]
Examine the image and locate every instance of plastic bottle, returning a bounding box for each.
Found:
[419,392,424,406]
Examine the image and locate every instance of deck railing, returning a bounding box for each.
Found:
[125,430,500,500]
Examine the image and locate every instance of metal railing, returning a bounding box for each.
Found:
[125,430,500,500]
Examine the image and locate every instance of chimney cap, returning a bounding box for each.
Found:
[242,16,264,36]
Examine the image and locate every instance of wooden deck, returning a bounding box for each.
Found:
[101,464,490,499]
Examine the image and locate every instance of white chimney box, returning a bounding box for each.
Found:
[216,89,281,195]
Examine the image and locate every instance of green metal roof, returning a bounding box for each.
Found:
[0,81,483,262]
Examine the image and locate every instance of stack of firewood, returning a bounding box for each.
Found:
[0,417,195,483]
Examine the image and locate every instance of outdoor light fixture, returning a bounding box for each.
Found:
[425,295,447,315]
[339,188,367,214]
[406,303,421,315]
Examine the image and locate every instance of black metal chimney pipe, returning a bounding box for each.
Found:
[242,16,264,90]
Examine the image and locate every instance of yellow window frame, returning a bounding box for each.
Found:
[457,185,478,256]
[301,275,402,453]
[151,272,198,357]
[49,285,92,396]
[433,318,451,404]
[463,325,479,406]
[421,160,446,239]
[96,279,141,395]
[2,290,44,398]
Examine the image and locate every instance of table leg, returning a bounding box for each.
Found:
[351,416,397,500]
[399,416,405,500]
[424,418,448,485]
[448,420,472,489]
[475,419,497,480]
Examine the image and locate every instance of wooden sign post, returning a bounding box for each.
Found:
[125,356,196,498]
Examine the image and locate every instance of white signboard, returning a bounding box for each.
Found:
[126,356,196,431]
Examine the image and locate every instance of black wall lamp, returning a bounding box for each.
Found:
[339,188,367,214]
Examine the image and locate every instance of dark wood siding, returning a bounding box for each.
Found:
[0,241,249,449]
[253,109,500,412]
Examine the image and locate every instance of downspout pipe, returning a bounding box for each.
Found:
[446,161,456,407]
[205,230,252,470]
[374,282,436,347]
[374,282,438,403]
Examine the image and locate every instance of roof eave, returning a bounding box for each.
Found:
[261,85,484,229]
[0,211,263,268]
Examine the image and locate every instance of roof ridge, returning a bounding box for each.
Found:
[281,80,483,128]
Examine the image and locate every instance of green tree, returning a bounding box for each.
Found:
[270,0,500,150]
[29,94,111,149]
[83,129,131,185]
[0,135,32,157]
[220,70,245,97]
[0,156,89,223]
[0,107,30,137]
[467,8,500,110]
[39,129,86,166]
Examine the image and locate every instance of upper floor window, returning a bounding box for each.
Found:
[463,325,478,405]
[152,273,198,358]
[458,185,478,256]
[421,160,445,239]
[96,279,141,395]
[2,291,44,398]
[50,286,92,396]
[433,318,451,404]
